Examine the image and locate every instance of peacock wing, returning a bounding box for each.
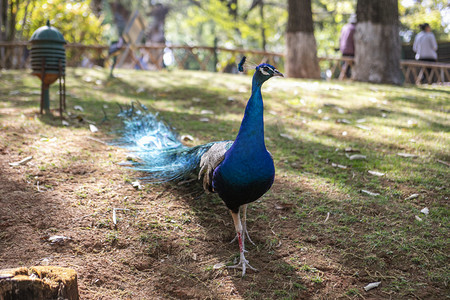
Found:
[198,141,233,192]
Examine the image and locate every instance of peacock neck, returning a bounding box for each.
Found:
[233,76,266,150]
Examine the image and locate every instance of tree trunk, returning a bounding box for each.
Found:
[146,4,170,44]
[110,1,131,36]
[353,0,402,85]
[0,0,5,41]
[286,0,320,79]
[7,0,18,41]
[260,1,266,51]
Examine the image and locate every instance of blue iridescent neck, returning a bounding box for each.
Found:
[233,73,267,149]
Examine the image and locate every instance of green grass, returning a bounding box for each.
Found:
[0,67,449,299]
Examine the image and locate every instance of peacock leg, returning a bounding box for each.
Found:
[230,204,255,246]
[228,209,258,277]
[241,204,255,245]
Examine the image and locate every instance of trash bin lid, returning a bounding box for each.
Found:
[30,20,66,44]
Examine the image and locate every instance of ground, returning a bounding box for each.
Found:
[0,68,448,299]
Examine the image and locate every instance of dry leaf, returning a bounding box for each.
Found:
[201,110,214,115]
[280,133,294,140]
[420,207,429,215]
[415,215,423,222]
[364,281,381,291]
[368,170,385,176]
[89,124,99,133]
[348,154,367,160]
[344,147,360,153]
[355,124,371,131]
[397,153,418,158]
[407,120,418,127]
[361,190,380,196]
[132,181,142,190]
[335,107,346,114]
[405,193,419,200]
[332,163,347,169]
[74,105,84,111]
[213,263,226,269]
[336,118,351,124]
[275,203,294,210]
[48,235,71,244]
[199,118,210,122]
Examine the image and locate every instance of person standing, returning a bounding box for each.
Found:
[413,23,438,62]
[339,14,357,78]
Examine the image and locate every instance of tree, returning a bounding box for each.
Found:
[0,0,19,42]
[14,0,104,44]
[146,3,170,44]
[286,0,320,79]
[353,0,402,85]
[399,0,449,42]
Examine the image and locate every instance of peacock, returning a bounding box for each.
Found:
[115,57,283,276]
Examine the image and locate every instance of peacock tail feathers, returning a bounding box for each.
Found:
[113,101,225,182]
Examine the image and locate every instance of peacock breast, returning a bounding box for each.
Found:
[212,147,275,212]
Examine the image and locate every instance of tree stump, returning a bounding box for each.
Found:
[0,266,78,300]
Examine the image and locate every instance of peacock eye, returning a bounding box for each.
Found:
[260,67,270,75]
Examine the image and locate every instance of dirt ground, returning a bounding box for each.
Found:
[1,77,448,299]
[0,112,367,299]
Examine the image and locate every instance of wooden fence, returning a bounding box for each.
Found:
[1,42,449,85]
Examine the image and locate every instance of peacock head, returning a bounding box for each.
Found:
[238,56,283,85]
[254,63,284,83]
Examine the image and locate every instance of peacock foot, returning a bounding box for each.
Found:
[228,253,258,277]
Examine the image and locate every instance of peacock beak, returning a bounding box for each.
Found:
[273,69,284,77]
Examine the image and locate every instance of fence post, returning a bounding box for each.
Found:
[213,37,218,73]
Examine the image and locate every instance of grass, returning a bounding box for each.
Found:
[0,67,449,299]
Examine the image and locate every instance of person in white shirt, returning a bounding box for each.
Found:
[413,23,438,62]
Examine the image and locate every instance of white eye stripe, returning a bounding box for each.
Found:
[259,65,276,75]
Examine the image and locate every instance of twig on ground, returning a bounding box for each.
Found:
[323,212,330,223]
[112,208,130,228]
[86,136,108,145]
[9,156,33,166]
[436,159,450,167]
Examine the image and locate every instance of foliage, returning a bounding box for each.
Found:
[15,0,105,44]
[165,0,287,52]
[399,0,450,42]
[313,0,356,57]
[5,0,450,54]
